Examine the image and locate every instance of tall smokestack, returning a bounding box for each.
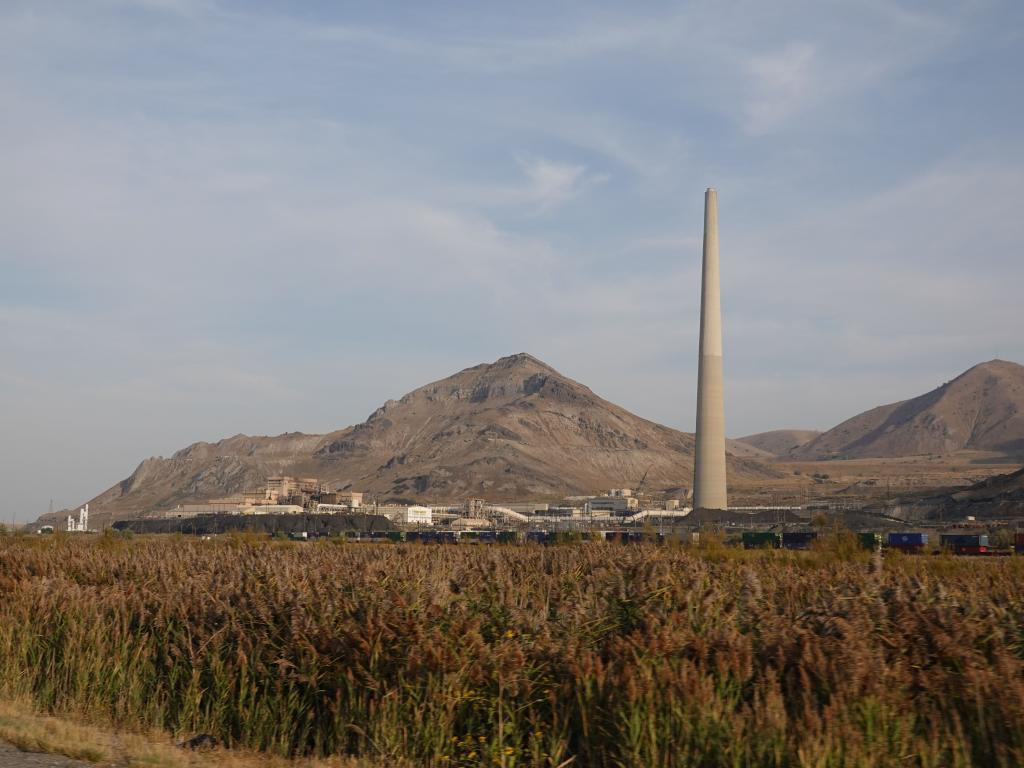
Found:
[694,187,728,510]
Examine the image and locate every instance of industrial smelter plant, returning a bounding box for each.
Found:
[99,189,1013,554]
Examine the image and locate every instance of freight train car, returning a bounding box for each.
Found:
[782,531,818,550]
[940,533,989,555]
[742,531,782,550]
[887,532,928,553]
[406,531,458,544]
[604,531,664,544]
[858,533,883,551]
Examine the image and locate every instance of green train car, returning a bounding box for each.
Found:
[742,531,782,550]
[857,532,882,551]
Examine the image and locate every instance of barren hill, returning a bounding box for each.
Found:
[793,360,1024,460]
[886,465,1024,522]
[68,354,779,523]
[735,430,821,457]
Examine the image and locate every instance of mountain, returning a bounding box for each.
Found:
[793,360,1024,460]
[61,354,779,524]
[734,430,822,457]
[886,466,1024,522]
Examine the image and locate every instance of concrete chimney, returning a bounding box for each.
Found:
[693,188,728,510]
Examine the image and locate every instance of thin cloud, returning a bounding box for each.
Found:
[743,42,818,135]
[1,1,1022,520]
[517,157,606,208]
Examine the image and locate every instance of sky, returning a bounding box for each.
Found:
[2,0,1023,521]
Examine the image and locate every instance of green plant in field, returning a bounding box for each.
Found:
[990,527,1015,549]
[1,537,1024,766]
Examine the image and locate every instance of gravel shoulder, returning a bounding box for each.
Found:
[0,744,92,768]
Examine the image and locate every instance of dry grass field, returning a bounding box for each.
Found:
[2,533,1024,767]
[0,696,382,768]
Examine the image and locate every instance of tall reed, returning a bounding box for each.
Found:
[2,534,1023,766]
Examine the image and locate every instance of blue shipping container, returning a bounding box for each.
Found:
[888,532,928,546]
[782,531,817,550]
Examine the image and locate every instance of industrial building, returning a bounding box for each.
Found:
[66,504,90,532]
[265,477,327,506]
[316,491,363,507]
[160,477,366,518]
[141,475,700,534]
[248,504,305,515]
[375,505,433,526]
[586,495,640,515]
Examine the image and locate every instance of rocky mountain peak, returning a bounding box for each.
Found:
[793,359,1024,459]
[378,353,593,410]
[61,353,779,520]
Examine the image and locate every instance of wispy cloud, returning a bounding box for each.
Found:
[743,42,818,135]
[517,157,606,208]
[1,1,1022,519]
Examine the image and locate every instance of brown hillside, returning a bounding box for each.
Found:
[793,360,1024,460]
[66,354,779,523]
[886,465,1024,522]
[735,430,822,457]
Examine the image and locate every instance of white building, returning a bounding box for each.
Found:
[315,503,353,514]
[400,505,433,525]
[546,506,582,518]
[249,504,304,515]
[335,491,363,508]
[376,505,433,525]
[66,504,90,532]
[586,496,639,515]
[499,502,549,516]
[452,517,493,530]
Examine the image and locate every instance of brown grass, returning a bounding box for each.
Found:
[0,696,390,767]
[2,533,1024,766]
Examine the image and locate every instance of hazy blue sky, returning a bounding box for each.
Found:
[2,1,1023,521]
